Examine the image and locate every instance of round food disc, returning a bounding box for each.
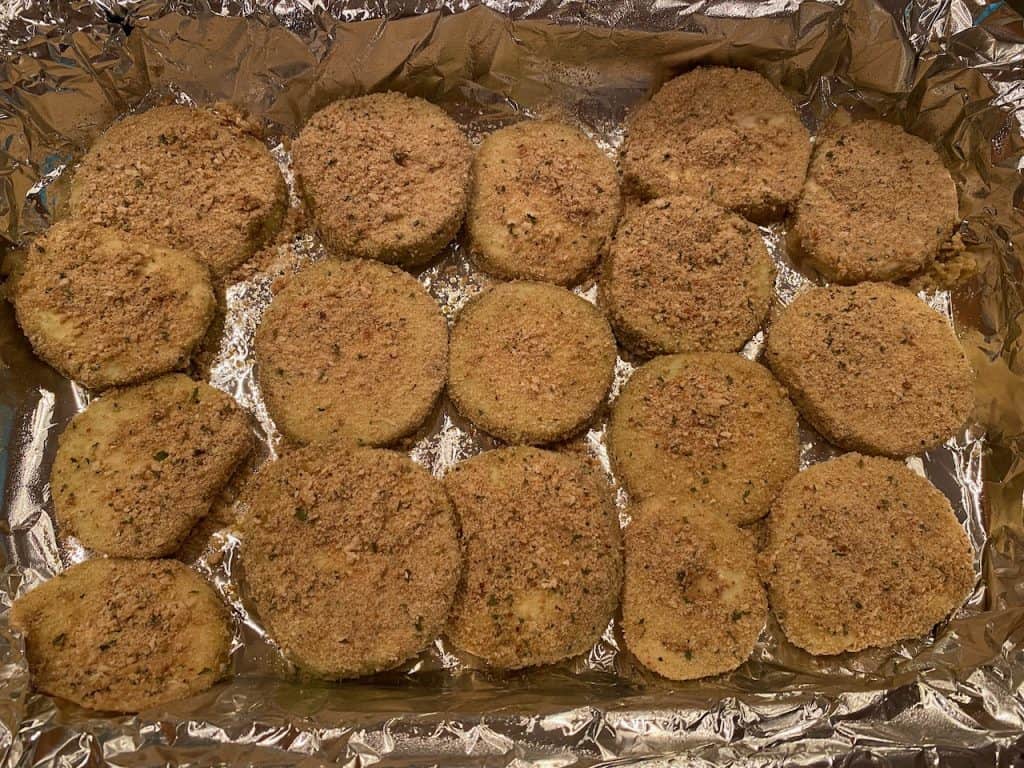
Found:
[608,352,799,525]
[448,281,617,444]
[11,220,216,390]
[239,445,461,678]
[70,105,287,281]
[764,453,975,655]
[623,496,766,680]
[255,259,448,446]
[620,67,811,223]
[293,92,472,267]
[601,195,774,356]
[468,120,621,285]
[764,282,974,457]
[52,374,253,558]
[443,446,622,670]
[790,119,959,283]
[10,558,232,712]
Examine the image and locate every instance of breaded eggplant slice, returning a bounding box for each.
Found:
[623,496,766,680]
[448,281,616,444]
[601,195,774,356]
[293,92,472,267]
[11,558,232,712]
[620,67,811,223]
[444,446,622,670]
[764,282,974,457]
[468,121,621,285]
[790,119,959,283]
[255,259,448,446]
[608,353,799,525]
[70,105,287,281]
[239,445,461,678]
[52,375,252,558]
[763,453,975,655]
[11,220,215,390]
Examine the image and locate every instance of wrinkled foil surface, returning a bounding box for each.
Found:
[2,0,1024,764]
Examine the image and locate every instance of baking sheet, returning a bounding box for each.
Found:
[3,0,1024,765]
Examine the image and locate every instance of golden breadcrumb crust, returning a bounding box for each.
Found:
[293,93,472,266]
[239,445,461,678]
[468,121,621,285]
[601,195,774,356]
[790,119,959,283]
[764,283,974,457]
[11,558,232,712]
[763,453,975,655]
[11,220,215,390]
[52,375,252,558]
[448,281,617,444]
[70,105,287,281]
[255,259,448,446]
[620,67,811,223]
[623,496,766,680]
[444,446,622,670]
[608,353,799,525]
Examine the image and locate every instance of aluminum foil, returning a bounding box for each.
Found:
[2,0,1024,765]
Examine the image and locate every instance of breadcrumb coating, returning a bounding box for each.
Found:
[52,375,253,558]
[444,446,622,670]
[601,195,774,356]
[623,496,766,680]
[70,105,287,281]
[10,220,215,390]
[764,282,974,457]
[468,121,621,285]
[608,353,799,525]
[620,67,811,223]
[293,92,472,266]
[448,282,617,444]
[790,119,959,283]
[239,445,461,678]
[763,453,975,655]
[255,259,448,446]
[11,558,232,712]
